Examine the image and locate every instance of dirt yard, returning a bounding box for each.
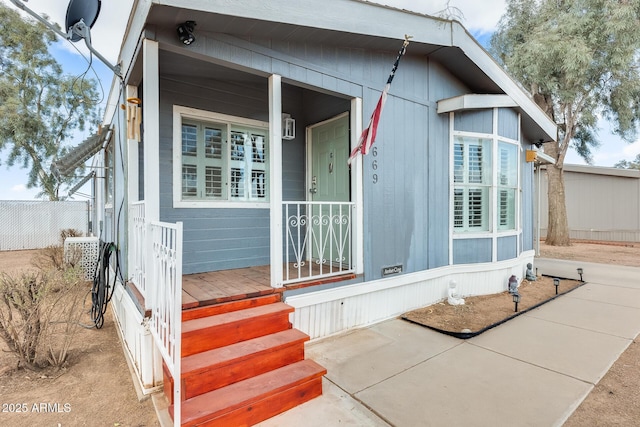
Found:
[0,249,159,427]
[404,276,582,334]
[0,243,638,426]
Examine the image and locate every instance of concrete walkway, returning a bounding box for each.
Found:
[259,259,640,427]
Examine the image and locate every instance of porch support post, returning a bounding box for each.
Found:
[269,75,283,288]
[126,85,139,275]
[143,39,160,222]
[351,97,365,275]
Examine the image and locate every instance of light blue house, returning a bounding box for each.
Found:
[92,0,557,424]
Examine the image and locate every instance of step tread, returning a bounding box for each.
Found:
[183,302,294,334]
[182,329,309,375]
[182,294,281,321]
[178,359,326,425]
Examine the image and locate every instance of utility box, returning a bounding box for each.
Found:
[64,236,100,281]
[525,150,538,162]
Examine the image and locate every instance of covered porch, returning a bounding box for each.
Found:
[124,40,365,308]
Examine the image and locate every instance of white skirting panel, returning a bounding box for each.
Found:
[286,251,535,341]
[111,281,164,394]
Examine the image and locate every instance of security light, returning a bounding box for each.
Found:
[177,21,196,45]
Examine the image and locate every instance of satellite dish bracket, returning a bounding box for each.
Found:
[8,0,122,78]
[68,19,121,76]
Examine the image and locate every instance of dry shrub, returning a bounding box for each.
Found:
[32,228,84,271]
[0,264,86,371]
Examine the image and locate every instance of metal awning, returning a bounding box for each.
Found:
[52,126,112,177]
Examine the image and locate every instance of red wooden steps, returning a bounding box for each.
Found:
[180,329,309,400]
[171,359,326,427]
[182,293,281,321]
[181,302,294,357]
[165,293,326,426]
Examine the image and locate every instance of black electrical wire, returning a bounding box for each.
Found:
[90,241,121,329]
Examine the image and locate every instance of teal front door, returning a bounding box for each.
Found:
[309,113,350,267]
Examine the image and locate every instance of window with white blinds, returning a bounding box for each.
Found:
[180,118,268,203]
[498,142,518,230]
[453,136,519,233]
[453,136,491,232]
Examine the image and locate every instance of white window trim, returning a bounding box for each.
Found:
[449,109,522,263]
[173,105,270,209]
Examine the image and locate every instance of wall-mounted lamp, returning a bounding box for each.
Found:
[177,21,196,45]
[282,113,296,140]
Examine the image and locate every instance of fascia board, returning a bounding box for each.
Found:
[437,94,518,114]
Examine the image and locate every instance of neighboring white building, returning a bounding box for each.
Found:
[537,164,640,242]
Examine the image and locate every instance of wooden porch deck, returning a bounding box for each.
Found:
[181,264,356,310]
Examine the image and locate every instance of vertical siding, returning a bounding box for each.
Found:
[363,93,431,279]
[453,238,492,264]
[521,141,535,251]
[497,235,517,261]
[498,108,519,140]
[454,110,493,133]
[427,61,455,269]
[152,33,538,275]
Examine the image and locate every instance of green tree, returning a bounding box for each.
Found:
[0,4,100,200]
[614,153,640,170]
[491,0,640,245]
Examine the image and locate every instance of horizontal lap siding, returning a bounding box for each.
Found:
[159,78,272,274]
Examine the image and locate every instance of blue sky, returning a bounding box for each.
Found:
[1,0,639,200]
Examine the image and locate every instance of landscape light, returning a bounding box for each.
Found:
[577,268,584,282]
[512,292,520,312]
[554,278,560,295]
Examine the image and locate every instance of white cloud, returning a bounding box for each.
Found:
[11,183,27,192]
[374,0,506,33]
[623,140,640,158]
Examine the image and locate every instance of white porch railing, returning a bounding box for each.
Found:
[147,220,183,426]
[129,201,146,297]
[283,201,355,284]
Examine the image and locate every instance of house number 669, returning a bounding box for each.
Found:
[371,147,378,184]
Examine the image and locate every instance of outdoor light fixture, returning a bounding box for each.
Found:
[177,21,196,45]
[513,292,521,312]
[282,114,296,140]
[577,268,584,282]
[554,278,560,295]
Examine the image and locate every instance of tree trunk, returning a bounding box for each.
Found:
[545,163,571,246]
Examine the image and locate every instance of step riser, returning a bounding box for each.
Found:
[182,312,292,357]
[182,294,281,321]
[182,343,305,401]
[179,376,324,427]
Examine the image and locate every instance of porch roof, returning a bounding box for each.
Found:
[117,0,556,143]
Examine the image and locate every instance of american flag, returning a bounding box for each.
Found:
[348,36,411,164]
